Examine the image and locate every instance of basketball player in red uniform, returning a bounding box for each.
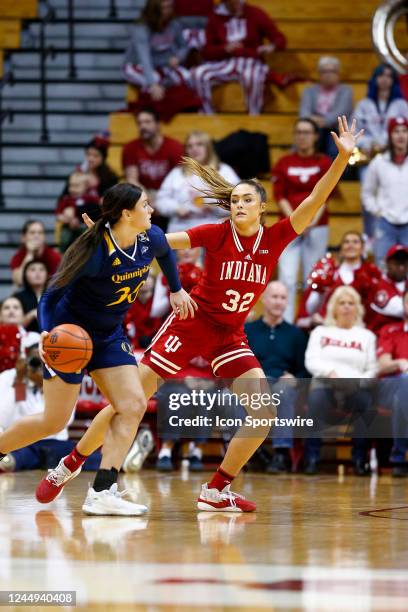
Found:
[38,117,363,513]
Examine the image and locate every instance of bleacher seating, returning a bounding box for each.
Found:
[108,0,386,248]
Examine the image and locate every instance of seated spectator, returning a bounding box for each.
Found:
[0,296,39,374]
[353,63,408,243]
[192,0,286,115]
[377,289,408,477]
[155,130,239,232]
[151,247,202,318]
[123,0,193,100]
[0,344,101,473]
[10,220,61,288]
[303,286,377,475]
[361,117,408,268]
[13,260,48,333]
[245,281,309,474]
[299,56,353,157]
[366,245,408,336]
[78,136,119,198]
[272,118,332,322]
[173,0,213,52]
[56,172,101,252]
[124,274,164,349]
[297,231,382,330]
[122,108,184,229]
[0,341,76,473]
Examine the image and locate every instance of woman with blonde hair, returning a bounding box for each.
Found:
[155,130,239,232]
[304,285,377,475]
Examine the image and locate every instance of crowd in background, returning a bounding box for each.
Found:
[0,0,408,478]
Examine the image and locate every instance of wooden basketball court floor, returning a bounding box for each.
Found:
[1,470,408,611]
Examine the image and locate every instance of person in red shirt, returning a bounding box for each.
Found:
[272,118,332,322]
[377,288,408,476]
[45,117,363,513]
[296,231,382,330]
[366,244,408,335]
[191,0,286,114]
[56,172,101,253]
[10,220,61,288]
[122,108,184,229]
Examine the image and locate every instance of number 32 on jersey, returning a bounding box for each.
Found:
[222,289,254,313]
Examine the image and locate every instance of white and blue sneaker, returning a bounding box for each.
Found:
[82,483,148,516]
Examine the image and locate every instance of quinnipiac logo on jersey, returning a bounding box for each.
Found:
[121,342,134,355]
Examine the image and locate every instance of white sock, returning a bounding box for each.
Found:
[158,448,171,459]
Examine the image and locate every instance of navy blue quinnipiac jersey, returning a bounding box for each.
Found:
[38,224,181,334]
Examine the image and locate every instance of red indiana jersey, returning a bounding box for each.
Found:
[366,276,406,335]
[187,218,297,328]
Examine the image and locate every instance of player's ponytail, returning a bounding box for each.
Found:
[182,157,267,211]
[51,183,143,289]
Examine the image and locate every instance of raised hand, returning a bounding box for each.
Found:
[331,116,364,157]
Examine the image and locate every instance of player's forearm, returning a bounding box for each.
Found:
[156,249,181,293]
[290,153,349,234]
[166,231,191,250]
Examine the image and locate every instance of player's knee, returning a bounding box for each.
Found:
[42,415,69,437]
[115,393,146,421]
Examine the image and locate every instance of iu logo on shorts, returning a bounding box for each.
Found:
[164,335,182,353]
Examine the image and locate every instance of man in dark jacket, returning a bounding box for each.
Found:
[245,281,309,473]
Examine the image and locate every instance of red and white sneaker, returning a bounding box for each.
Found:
[35,457,82,503]
[197,483,256,513]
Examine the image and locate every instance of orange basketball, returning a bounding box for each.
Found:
[43,324,93,373]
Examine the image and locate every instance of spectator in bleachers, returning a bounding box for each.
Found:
[123,0,192,100]
[303,286,377,475]
[245,281,309,474]
[122,108,184,229]
[192,0,286,115]
[366,245,408,336]
[10,220,61,288]
[56,172,101,252]
[377,288,408,477]
[13,260,48,333]
[0,297,39,373]
[0,341,74,473]
[155,130,239,232]
[353,63,408,245]
[79,136,118,198]
[299,56,353,157]
[297,231,382,330]
[173,0,213,53]
[124,274,164,350]
[361,117,408,268]
[272,118,332,322]
[151,247,202,318]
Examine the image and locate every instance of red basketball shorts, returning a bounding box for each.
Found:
[142,311,261,379]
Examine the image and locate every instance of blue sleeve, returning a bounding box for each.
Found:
[38,244,105,331]
[148,225,181,293]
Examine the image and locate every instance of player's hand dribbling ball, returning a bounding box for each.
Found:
[42,324,93,373]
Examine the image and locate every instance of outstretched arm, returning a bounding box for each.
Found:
[165,231,191,250]
[290,116,363,235]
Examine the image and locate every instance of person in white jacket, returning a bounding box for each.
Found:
[361,117,408,269]
[353,63,408,243]
[303,286,377,476]
[154,130,239,232]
